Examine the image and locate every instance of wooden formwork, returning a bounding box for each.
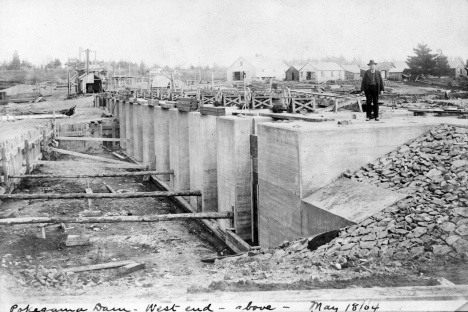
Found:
[1,122,54,194]
[290,97,317,113]
[223,94,243,107]
[251,95,273,109]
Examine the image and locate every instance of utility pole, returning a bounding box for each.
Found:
[86,49,89,76]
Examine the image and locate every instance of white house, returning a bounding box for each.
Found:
[226,56,288,82]
[299,62,345,83]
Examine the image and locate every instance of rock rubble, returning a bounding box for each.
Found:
[214,124,468,280]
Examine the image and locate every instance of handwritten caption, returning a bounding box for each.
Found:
[10,300,380,312]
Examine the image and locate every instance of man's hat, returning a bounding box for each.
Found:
[367,60,377,65]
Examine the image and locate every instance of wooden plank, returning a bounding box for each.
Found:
[1,147,9,193]
[82,210,102,216]
[225,230,251,253]
[25,140,31,174]
[259,112,334,122]
[63,260,134,273]
[55,136,123,142]
[0,212,234,225]
[104,183,116,194]
[31,160,147,169]
[9,170,174,179]
[117,262,145,276]
[66,234,91,246]
[49,147,132,164]
[0,190,202,200]
[85,188,93,210]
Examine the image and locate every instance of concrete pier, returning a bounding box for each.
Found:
[154,107,170,181]
[169,109,190,192]
[125,99,133,155]
[145,100,156,169]
[189,112,218,212]
[217,116,252,240]
[257,120,437,247]
[118,97,126,150]
[132,100,143,161]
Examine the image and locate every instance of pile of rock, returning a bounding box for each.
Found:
[215,124,468,277]
[13,265,74,288]
[312,124,468,261]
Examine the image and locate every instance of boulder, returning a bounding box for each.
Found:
[455,225,468,236]
[445,235,460,246]
[453,239,468,254]
[439,222,457,232]
[432,245,453,256]
[412,227,428,238]
[454,208,468,217]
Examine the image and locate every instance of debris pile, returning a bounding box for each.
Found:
[213,124,468,281]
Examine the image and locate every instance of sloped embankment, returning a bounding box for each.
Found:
[208,124,468,289]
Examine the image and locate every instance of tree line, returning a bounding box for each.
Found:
[1,50,62,70]
[405,43,467,78]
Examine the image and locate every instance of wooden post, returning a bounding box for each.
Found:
[85,188,93,210]
[112,120,117,150]
[52,110,56,137]
[334,99,339,113]
[25,140,31,174]
[42,128,47,151]
[169,172,174,191]
[357,98,363,113]
[1,146,9,193]
[312,97,317,111]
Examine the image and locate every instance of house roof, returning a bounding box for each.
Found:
[240,56,289,71]
[305,62,344,71]
[375,62,394,70]
[289,64,304,71]
[340,64,361,74]
[389,61,409,73]
[448,60,465,69]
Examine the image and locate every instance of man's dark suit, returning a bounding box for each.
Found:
[361,70,384,119]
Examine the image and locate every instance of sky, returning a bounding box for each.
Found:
[0,0,467,68]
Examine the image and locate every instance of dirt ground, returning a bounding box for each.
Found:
[1,86,467,303]
[1,151,463,302]
[0,153,230,300]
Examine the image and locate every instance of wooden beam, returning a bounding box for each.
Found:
[55,136,123,142]
[49,147,130,164]
[9,170,174,179]
[259,112,334,122]
[0,190,202,200]
[63,260,134,273]
[103,183,116,194]
[0,212,233,225]
[31,160,147,169]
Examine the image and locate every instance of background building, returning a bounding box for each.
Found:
[298,62,345,83]
[226,56,288,82]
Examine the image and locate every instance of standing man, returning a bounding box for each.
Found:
[361,60,384,121]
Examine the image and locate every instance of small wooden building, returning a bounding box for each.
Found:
[226,56,288,82]
[285,65,303,81]
[375,62,394,79]
[389,61,410,81]
[448,60,467,78]
[340,65,361,80]
[79,73,102,93]
[299,62,345,83]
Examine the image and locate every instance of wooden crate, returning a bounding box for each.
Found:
[200,106,226,116]
[177,97,198,112]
